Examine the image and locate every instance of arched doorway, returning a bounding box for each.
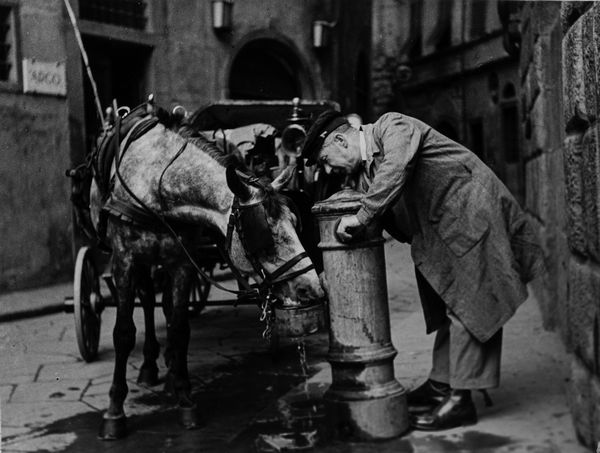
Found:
[229,38,309,100]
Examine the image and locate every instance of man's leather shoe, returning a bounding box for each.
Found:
[410,389,477,431]
[407,379,451,414]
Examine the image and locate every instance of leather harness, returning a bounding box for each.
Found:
[89,105,314,300]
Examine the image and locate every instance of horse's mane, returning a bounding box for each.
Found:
[176,122,243,168]
[174,117,289,221]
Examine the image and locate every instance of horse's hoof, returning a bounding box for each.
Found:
[137,367,159,387]
[179,405,202,430]
[98,414,127,440]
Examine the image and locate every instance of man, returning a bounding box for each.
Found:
[302,110,545,431]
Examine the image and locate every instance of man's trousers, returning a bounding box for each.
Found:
[415,269,502,389]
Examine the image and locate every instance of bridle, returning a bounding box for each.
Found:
[96,107,315,307]
[224,183,315,297]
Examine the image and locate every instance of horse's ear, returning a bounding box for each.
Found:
[226,165,251,201]
[271,165,296,192]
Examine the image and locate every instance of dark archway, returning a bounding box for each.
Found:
[229,39,305,100]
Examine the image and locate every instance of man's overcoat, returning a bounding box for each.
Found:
[355,113,545,343]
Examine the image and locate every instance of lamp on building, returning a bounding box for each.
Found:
[211,0,233,31]
[312,20,336,49]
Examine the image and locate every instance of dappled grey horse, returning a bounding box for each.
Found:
[91,116,324,439]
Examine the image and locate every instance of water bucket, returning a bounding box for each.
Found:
[274,301,326,338]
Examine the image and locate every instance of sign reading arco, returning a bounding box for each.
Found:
[22,59,66,96]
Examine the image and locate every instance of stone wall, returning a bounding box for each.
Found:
[1,0,373,293]
[370,0,409,119]
[155,0,372,113]
[0,0,72,292]
[520,1,600,448]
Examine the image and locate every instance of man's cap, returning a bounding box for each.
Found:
[301,110,348,166]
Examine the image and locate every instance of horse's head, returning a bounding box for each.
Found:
[225,165,324,303]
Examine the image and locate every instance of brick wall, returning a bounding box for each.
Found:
[521,1,600,448]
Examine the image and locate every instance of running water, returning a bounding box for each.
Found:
[254,337,326,452]
[288,337,324,434]
[253,301,330,451]
[296,338,309,391]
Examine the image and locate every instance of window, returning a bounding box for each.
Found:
[79,0,148,30]
[0,4,17,84]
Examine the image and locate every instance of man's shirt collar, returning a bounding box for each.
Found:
[359,127,368,162]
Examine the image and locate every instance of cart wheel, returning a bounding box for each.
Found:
[188,273,210,316]
[73,246,102,362]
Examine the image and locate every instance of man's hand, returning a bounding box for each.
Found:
[336,215,364,243]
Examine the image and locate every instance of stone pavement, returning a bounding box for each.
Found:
[0,241,591,452]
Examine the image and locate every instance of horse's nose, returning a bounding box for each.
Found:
[294,276,325,302]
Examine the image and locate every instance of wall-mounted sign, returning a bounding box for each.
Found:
[22,59,66,96]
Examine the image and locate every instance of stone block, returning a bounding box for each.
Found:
[528,45,541,111]
[547,148,568,228]
[520,15,534,72]
[591,374,600,447]
[520,66,531,113]
[592,7,600,121]
[529,223,558,331]
[567,260,599,366]
[535,23,565,152]
[524,155,547,221]
[531,95,552,152]
[562,2,593,35]
[582,11,598,121]
[581,125,600,260]
[562,18,587,127]
[568,354,594,447]
[531,2,562,39]
[550,233,570,342]
[563,132,587,255]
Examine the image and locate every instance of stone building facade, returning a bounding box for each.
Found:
[0,0,372,292]
[371,0,524,202]
[0,0,72,292]
[520,1,599,448]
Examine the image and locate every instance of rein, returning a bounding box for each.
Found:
[111,117,315,302]
[225,196,315,295]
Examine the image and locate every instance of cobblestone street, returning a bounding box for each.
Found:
[0,242,590,452]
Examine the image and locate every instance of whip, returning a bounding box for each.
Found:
[63,0,105,127]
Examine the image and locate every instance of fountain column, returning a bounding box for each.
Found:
[312,188,409,440]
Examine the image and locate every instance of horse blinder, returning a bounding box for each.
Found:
[236,203,275,254]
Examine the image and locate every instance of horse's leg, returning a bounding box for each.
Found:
[161,275,174,369]
[99,255,136,440]
[136,265,160,387]
[165,265,201,429]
